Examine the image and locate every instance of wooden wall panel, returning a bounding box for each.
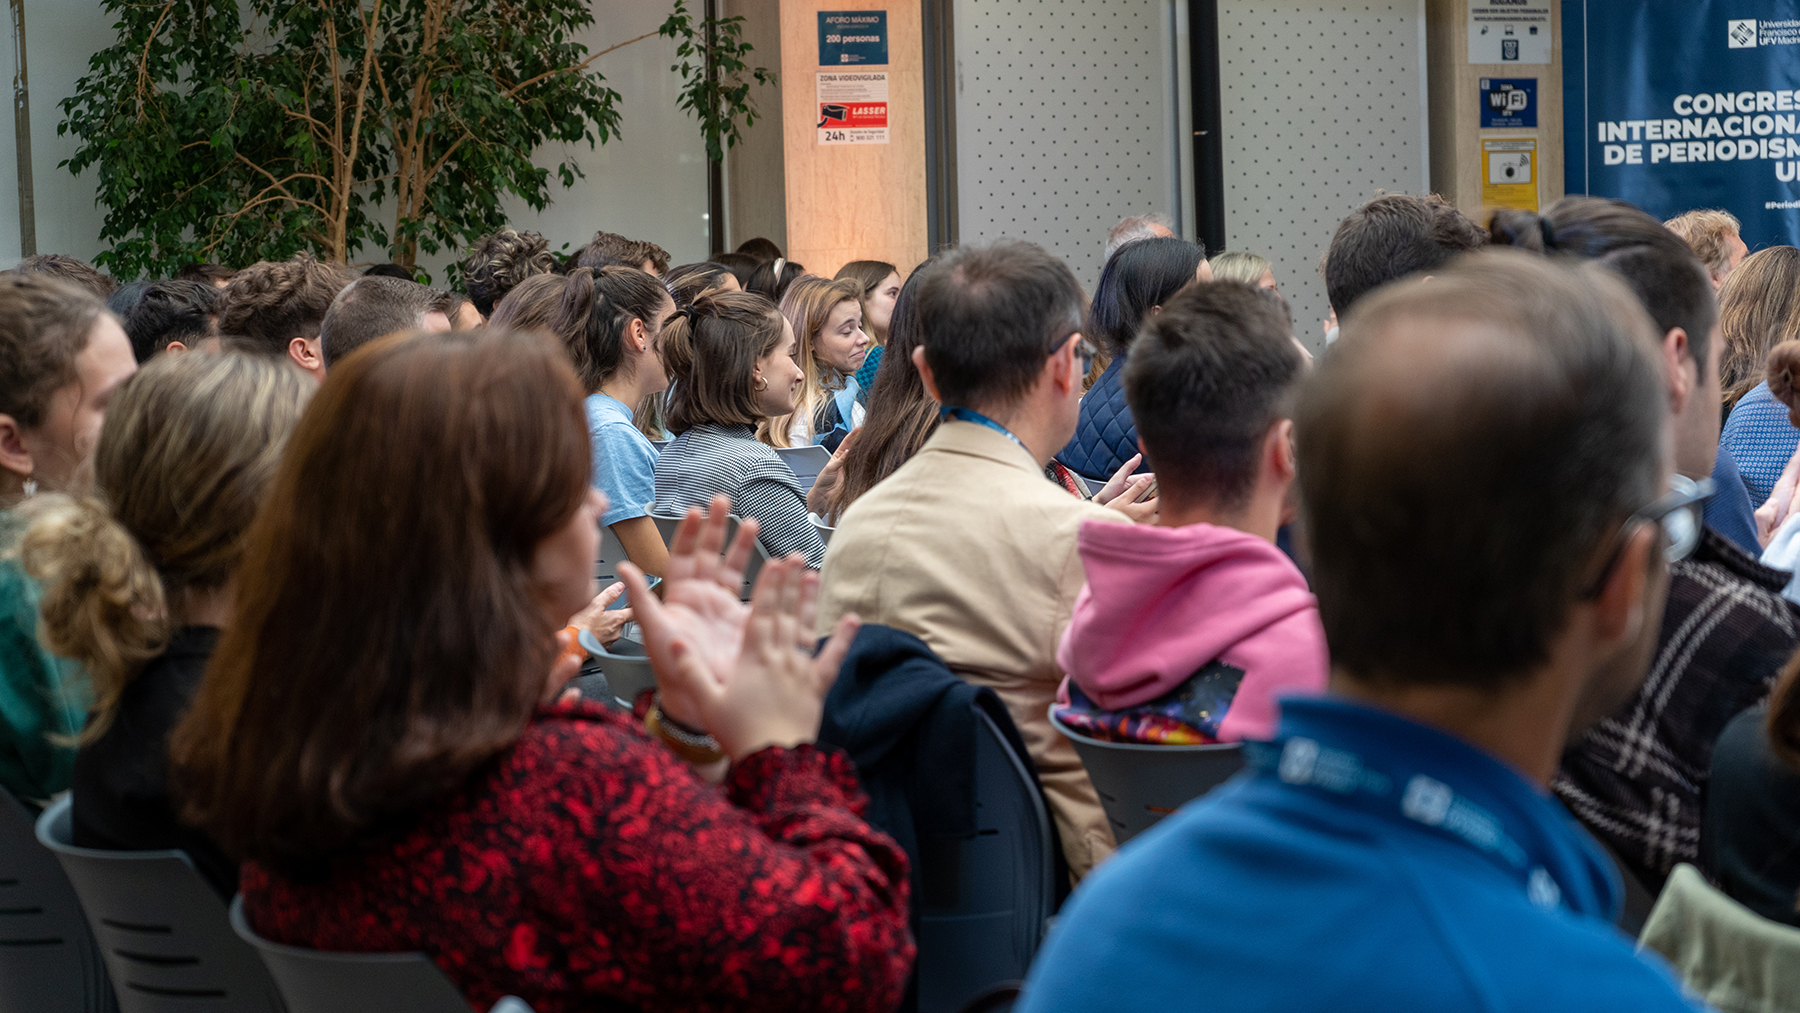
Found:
[779,0,929,278]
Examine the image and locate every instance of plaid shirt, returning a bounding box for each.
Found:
[1556,527,1799,889]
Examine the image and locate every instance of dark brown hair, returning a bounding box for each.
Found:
[9,254,116,299]
[830,260,938,516]
[0,275,107,430]
[735,237,784,264]
[914,240,1084,411]
[834,260,898,300]
[1770,650,1800,769]
[550,266,673,392]
[169,328,590,873]
[319,276,436,366]
[1301,251,1665,689]
[661,291,788,434]
[574,230,670,276]
[215,254,352,355]
[1717,246,1800,410]
[1325,193,1486,315]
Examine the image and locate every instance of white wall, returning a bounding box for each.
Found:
[0,1,711,280]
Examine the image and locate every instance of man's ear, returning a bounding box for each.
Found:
[288,335,326,381]
[1267,419,1297,482]
[163,340,189,355]
[912,345,943,403]
[1593,522,1657,644]
[1047,334,1080,396]
[1663,327,1695,414]
[0,413,33,481]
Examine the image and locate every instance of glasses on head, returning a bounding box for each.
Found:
[1063,332,1097,375]
[1579,474,1714,600]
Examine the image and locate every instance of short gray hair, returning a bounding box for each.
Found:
[1104,213,1177,262]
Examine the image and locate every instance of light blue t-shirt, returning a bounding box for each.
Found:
[586,393,659,528]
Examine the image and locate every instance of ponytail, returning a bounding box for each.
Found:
[552,266,670,393]
[16,494,167,741]
[1486,209,1550,253]
[662,291,787,435]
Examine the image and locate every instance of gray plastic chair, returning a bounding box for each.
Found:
[228,896,532,1013]
[649,512,771,601]
[593,521,633,588]
[810,514,836,544]
[35,796,282,1012]
[774,444,834,493]
[1049,708,1244,845]
[593,638,656,709]
[0,788,117,1013]
[915,709,1056,1013]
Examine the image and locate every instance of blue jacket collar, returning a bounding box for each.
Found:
[1252,696,1622,921]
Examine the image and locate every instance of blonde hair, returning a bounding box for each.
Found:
[15,350,312,741]
[766,276,862,448]
[1718,246,1800,411]
[1665,208,1743,282]
[1209,251,1272,287]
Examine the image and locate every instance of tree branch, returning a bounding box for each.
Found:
[503,28,660,98]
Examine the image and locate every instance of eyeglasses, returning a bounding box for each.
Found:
[1063,332,1097,375]
[1579,474,1714,599]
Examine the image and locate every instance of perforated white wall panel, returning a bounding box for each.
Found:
[952,0,1181,292]
[1217,1,1429,348]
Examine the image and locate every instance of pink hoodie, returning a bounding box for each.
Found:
[1056,518,1329,742]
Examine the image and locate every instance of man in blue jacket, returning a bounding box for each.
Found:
[1019,252,1704,1012]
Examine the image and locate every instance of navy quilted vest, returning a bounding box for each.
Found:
[1056,356,1147,484]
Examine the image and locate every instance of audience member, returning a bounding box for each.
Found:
[363,263,414,280]
[121,279,219,360]
[215,254,352,381]
[1324,193,1485,319]
[834,261,901,402]
[1719,247,1800,507]
[9,253,116,299]
[709,251,761,289]
[828,261,938,518]
[0,275,137,804]
[747,258,806,304]
[769,276,869,449]
[575,230,670,276]
[817,241,1157,879]
[1207,250,1279,292]
[168,328,911,1013]
[1102,213,1179,263]
[107,280,149,319]
[655,292,842,566]
[1020,251,1697,1011]
[735,236,784,264]
[487,273,565,334]
[1703,648,1800,928]
[175,262,235,288]
[1665,208,1748,289]
[1490,196,1800,888]
[1056,236,1207,484]
[431,288,483,331]
[552,266,677,577]
[318,276,449,368]
[18,350,310,896]
[667,261,741,303]
[1054,282,1325,745]
[462,228,556,318]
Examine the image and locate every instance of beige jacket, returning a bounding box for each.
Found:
[817,420,1123,878]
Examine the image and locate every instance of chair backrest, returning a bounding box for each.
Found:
[593,521,633,587]
[228,895,473,1013]
[593,638,655,709]
[35,797,283,1013]
[810,514,835,545]
[648,512,770,600]
[915,709,1056,1013]
[774,445,833,493]
[1639,863,1800,1013]
[1049,709,1244,846]
[0,788,117,1013]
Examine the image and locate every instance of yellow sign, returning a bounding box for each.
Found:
[1482,138,1538,212]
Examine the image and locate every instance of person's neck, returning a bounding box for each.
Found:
[1329,664,1579,785]
[1156,489,1282,543]
[169,581,234,630]
[598,371,654,412]
[962,399,1060,466]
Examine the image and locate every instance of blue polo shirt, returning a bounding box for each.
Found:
[1018,697,1701,1013]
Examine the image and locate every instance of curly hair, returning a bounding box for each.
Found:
[574,230,671,276]
[462,229,557,317]
[215,254,352,355]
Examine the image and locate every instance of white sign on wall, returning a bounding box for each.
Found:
[1469,0,1552,64]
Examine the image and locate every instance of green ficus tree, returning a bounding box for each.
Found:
[58,0,772,280]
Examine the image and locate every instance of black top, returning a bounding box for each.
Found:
[71,626,236,898]
[1702,703,1800,928]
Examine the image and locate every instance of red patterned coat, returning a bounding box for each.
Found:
[241,699,914,1012]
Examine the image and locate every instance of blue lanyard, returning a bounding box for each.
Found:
[940,405,1027,453]
[1242,736,1585,915]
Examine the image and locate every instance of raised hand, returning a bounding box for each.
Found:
[568,581,632,647]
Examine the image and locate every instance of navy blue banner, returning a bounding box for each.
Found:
[1564,0,1800,249]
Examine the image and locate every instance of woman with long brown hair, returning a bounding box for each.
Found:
[825,261,937,519]
[170,328,910,1012]
[1719,248,1800,507]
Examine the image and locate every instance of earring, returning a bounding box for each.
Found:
[21,475,36,498]
[753,377,769,392]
